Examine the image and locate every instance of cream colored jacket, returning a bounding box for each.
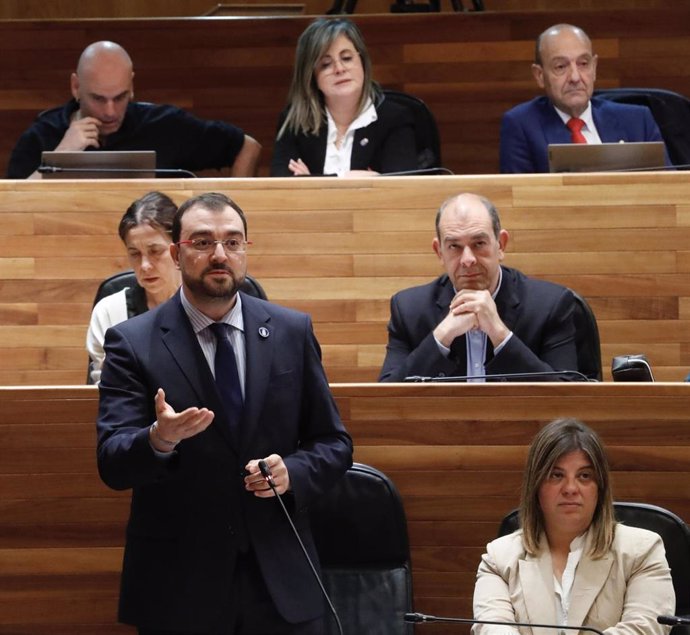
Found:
[473,524,675,635]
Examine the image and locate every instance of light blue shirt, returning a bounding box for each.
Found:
[179,288,247,397]
[435,268,512,381]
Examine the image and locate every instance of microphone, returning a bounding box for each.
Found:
[381,166,455,176]
[612,163,688,172]
[403,369,594,382]
[658,616,690,626]
[257,460,343,635]
[38,165,198,177]
[404,612,605,635]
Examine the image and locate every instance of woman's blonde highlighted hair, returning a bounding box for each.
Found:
[278,18,381,139]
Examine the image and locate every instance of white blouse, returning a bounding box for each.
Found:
[323,99,377,176]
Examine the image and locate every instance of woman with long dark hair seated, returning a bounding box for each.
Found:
[86,191,180,383]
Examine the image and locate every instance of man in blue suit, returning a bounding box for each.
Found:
[500,23,666,173]
[96,192,352,634]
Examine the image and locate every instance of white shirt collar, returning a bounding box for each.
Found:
[553,101,601,143]
[179,287,244,334]
[323,99,377,176]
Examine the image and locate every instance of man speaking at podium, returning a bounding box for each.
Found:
[379,193,579,382]
[7,40,261,179]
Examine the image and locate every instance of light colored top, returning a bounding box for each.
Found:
[435,267,513,379]
[473,524,675,635]
[86,288,129,384]
[554,533,586,626]
[323,99,377,176]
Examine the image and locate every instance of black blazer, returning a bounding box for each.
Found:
[97,292,352,631]
[270,95,417,176]
[379,266,578,382]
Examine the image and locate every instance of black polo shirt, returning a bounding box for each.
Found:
[7,99,246,178]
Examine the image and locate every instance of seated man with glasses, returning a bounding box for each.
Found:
[96,192,352,635]
[499,23,667,173]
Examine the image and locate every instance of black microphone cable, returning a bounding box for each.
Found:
[37,165,198,177]
[257,460,343,635]
[404,369,594,382]
[404,612,605,635]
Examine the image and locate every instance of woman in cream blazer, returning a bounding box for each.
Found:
[473,418,675,635]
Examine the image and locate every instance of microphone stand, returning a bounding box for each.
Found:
[404,612,605,635]
[38,165,198,178]
[404,370,594,382]
[382,166,455,176]
[258,460,343,635]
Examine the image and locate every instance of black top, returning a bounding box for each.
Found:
[270,96,417,176]
[125,284,148,319]
[7,99,246,178]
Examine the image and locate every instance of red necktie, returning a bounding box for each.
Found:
[567,117,587,144]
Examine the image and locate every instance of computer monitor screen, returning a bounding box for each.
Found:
[548,141,666,173]
[39,150,156,179]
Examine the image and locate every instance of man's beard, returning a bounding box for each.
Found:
[183,266,244,302]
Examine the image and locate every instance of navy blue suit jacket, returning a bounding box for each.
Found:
[97,292,352,631]
[270,95,417,176]
[500,96,667,173]
[378,266,578,382]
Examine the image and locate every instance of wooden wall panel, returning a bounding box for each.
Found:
[0,9,689,177]
[1,384,689,634]
[0,0,680,20]
[1,172,690,384]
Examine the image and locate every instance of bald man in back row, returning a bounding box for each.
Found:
[7,41,261,179]
[500,23,667,173]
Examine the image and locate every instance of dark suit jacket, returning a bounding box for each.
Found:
[500,96,667,173]
[378,266,578,382]
[270,95,417,176]
[97,292,352,631]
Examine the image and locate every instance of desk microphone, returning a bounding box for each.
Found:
[404,612,605,635]
[38,165,198,178]
[658,616,690,626]
[613,163,689,172]
[381,166,455,176]
[404,370,593,382]
[257,460,343,635]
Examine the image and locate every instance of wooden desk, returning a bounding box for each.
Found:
[1,172,690,384]
[1,383,689,634]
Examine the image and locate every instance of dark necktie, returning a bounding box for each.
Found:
[209,322,243,437]
[567,117,587,144]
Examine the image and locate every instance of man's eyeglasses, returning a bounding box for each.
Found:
[177,238,252,254]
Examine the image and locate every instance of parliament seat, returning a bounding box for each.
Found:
[383,89,442,171]
[594,88,690,168]
[309,462,414,634]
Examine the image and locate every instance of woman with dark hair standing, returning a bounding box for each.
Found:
[270,17,418,177]
[86,191,180,383]
[473,418,674,635]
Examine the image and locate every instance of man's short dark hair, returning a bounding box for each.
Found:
[172,192,248,243]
